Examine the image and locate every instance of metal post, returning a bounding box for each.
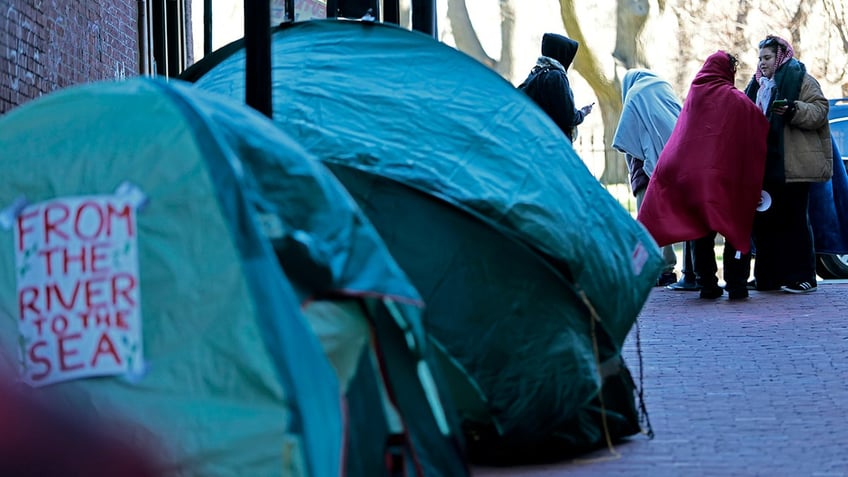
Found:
[326,0,338,17]
[411,0,436,37]
[285,0,294,21]
[383,0,399,24]
[204,0,212,56]
[326,0,378,18]
[244,0,273,117]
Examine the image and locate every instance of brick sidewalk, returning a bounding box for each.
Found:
[474,282,848,477]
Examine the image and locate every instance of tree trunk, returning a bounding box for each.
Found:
[446,0,492,67]
[559,0,628,184]
[494,0,516,79]
[613,0,650,69]
[446,0,515,78]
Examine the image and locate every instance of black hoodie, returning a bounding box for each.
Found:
[518,33,583,141]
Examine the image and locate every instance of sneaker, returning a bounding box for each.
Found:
[780,281,817,294]
[667,277,701,291]
[699,286,723,299]
[656,271,677,287]
[746,279,757,291]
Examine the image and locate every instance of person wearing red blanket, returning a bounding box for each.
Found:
[637,51,769,300]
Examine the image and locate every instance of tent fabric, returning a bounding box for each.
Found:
[322,166,643,459]
[0,78,345,476]
[174,80,470,476]
[183,18,663,455]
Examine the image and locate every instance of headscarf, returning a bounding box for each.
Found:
[754,35,795,82]
[754,35,795,113]
[612,69,682,177]
[637,51,770,253]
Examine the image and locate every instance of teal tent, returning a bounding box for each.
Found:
[195,81,469,476]
[183,19,664,462]
[0,78,467,475]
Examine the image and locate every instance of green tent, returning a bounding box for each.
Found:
[183,19,664,462]
[198,82,469,476]
[0,77,467,475]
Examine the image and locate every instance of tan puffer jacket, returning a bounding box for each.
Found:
[783,74,833,183]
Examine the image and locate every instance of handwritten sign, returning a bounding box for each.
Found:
[14,194,143,386]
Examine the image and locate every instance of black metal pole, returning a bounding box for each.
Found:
[411,0,436,38]
[203,0,212,55]
[284,0,294,21]
[326,0,378,18]
[244,0,273,118]
[326,0,338,18]
[383,0,399,25]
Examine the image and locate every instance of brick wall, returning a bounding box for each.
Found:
[0,0,139,114]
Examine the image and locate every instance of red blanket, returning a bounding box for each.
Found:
[638,51,769,253]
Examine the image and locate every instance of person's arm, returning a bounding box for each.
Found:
[544,72,578,134]
[784,74,829,129]
[625,153,649,196]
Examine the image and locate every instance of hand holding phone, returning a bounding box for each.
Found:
[770,98,791,116]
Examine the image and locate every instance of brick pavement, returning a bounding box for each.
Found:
[474,282,848,477]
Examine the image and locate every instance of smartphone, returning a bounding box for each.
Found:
[772,99,789,108]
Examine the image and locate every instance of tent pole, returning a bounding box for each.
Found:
[244,0,273,118]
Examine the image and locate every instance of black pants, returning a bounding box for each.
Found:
[680,240,695,281]
[752,182,816,288]
[693,232,751,294]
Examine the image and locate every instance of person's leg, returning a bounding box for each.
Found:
[780,182,817,293]
[662,244,678,272]
[682,240,695,281]
[693,232,722,299]
[752,185,785,290]
[723,241,751,300]
[667,241,700,290]
[657,243,678,286]
[637,186,676,286]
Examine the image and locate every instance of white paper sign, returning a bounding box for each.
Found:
[14,194,143,386]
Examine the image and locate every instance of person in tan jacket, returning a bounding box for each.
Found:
[744,35,833,294]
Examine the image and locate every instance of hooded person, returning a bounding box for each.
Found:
[518,33,593,142]
[613,69,685,289]
[637,51,770,299]
[613,69,682,178]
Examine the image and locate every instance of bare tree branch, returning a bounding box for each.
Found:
[446,0,494,67]
[788,2,807,54]
[823,0,848,52]
[496,0,516,79]
[613,0,650,69]
[446,0,515,80]
[821,0,848,93]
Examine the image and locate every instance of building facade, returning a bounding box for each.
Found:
[0,0,192,114]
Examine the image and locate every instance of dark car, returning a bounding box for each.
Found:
[830,98,848,164]
[816,98,848,279]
